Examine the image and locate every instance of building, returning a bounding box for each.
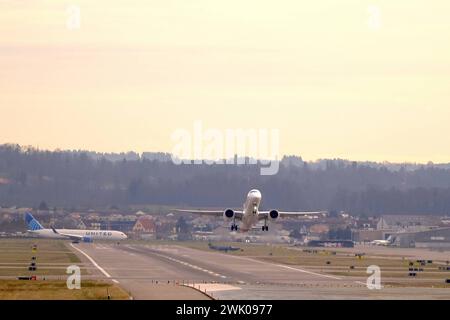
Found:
[108,214,124,221]
[353,216,377,230]
[86,213,100,221]
[377,215,443,232]
[101,220,135,233]
[309,224,329,234]
[392,227,450,248]
[69,213,82,220]
[76,220,87,229]
[307,240,354,248]
[132,217,156,234]
[353,230,384,242]
[90,222,101,230]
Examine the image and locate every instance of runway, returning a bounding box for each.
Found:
[70,243,450,300]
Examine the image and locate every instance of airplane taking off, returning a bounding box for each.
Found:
[176,189,327,232]
[25,213,128,242]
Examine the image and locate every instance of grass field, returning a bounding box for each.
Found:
[0,238,131,299]
[0,238,85,277]
[0,280,130,300]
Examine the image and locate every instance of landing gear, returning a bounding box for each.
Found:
[230,216,239,231]
[262,219,269,231]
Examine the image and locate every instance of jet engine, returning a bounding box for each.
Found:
[269,210,279,220]
[223,209,235,220]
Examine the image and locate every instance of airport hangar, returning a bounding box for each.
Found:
[354,227,450,248]
[391,227,450,248]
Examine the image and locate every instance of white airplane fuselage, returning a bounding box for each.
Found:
[239,189,262,232]
[371,240,390,246]
[29,228,127,241]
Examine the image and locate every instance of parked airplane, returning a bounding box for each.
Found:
[176,189,327,232]
[25,213,127,242]
[208,242,241,252]
[371,236,393,246]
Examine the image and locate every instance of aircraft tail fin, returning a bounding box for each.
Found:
[25,212,44,231]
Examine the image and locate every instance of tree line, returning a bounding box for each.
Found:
[1,144,450,216]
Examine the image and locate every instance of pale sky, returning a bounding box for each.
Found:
[1,1,450,162]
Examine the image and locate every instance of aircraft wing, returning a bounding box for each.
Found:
[175,209,244,219]
[258,211,328,220]
[52,227,83,241]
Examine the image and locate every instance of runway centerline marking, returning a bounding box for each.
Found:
[137,246,228,279]
[179,246,341,281]
[70,244,120,284]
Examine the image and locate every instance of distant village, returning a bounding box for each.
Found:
[1,205,450,248]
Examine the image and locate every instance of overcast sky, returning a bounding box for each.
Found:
[1,1,450,162]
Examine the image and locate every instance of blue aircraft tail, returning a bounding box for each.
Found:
[25,213,44,231]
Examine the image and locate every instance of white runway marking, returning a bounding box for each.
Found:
[70,244,120,284]
[147,248,228,279]
[276,264,342,280]
[212,250,342,280]
[190,283,241,292]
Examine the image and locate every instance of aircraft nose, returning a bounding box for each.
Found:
[251,190,262,199]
